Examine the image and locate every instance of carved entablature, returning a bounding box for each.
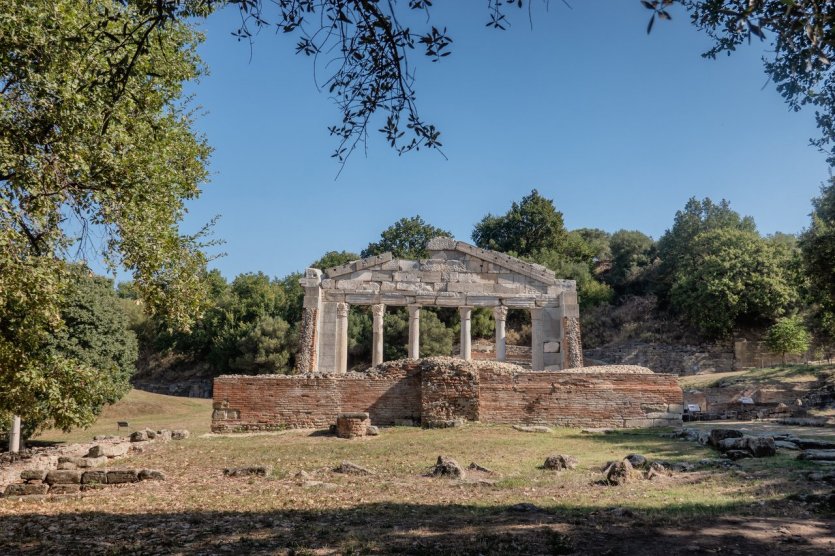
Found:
[311,237,576,310]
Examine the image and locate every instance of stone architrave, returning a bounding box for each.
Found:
[493,306,508,362]
[336,302,349,373]
[459,306,472,361]
[371,304,385,367]
[408,305,420,359]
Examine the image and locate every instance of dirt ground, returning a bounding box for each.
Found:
[2,420,835,555]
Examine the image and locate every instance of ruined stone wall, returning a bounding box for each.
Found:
[478,367,682,428]
[583,340,735,375]
[211,365,421,432]
[212,358,682,431]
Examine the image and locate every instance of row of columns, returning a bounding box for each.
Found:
[352,304,510,366]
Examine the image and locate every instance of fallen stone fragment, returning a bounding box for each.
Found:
[467,462,494,474]
[428,455,464,478]
[294,470,313,480]
[796,439,835,450]
[106,469,139,484]
[223,466,271,477]
[512,425,552,433]
[87,443,129,458]
[92,435,120,441]
[366,425,380,436]
[156,430,172,442]
[49,484,81,495]
[138,469,166,481]
[646,462,672,480]
[20,469,47,482]
[130,430,148,442]
[333,461,373,475]
[708,428,743,448]
[144,429,157,440]
[798,449,835,462]
[542,454,578,471]
[625,454,647,469]
[604,459,642,485]
[171,429,190,440]
[745,436,777,457]
[45,470,81,485]
[724,450,752,461]
[4,483,49,496]
[775,440,800,451]
[81,470,108,485]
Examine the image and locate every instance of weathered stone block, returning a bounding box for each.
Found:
[20,469,47,482]
[49,484,81,494]
[172,429,190,440]
[82,470,108,485]
[87,443,129,458]
[4,483,49,496]
[139,469,166,481]
[544,341,561,353]
[45,470,81,485]
[106,469,139,484]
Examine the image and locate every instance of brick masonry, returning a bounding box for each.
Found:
[212,358,682,432]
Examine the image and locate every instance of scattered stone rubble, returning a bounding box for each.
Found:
[223,466,271,477]
[333,461,374,475]
[427,455,465,478]
[1,428,188,497]
[542,454,577,471]
[674,427,835,463]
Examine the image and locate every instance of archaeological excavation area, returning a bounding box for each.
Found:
[212,238,684,432]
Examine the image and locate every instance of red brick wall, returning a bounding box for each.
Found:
[478,369,682,428]
[212,365,421,432]
[212,359,682,432]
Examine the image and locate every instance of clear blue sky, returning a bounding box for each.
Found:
[173,1,829,281]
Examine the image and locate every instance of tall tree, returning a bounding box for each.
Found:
[472,190,567,257]
[362,216,451,260]
[1,0,211,429]
[800,180,835,350]
[607,230,656,295]
[669,227,796,337]
[765,316,811,365]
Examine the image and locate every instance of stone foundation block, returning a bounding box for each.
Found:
[5,483,49,496]
[107,469,139,484]
[81,470,108,485]
[20,469,47,482]
[87,443,129,458]
[336,412,370,439]
[49,484,81,494]
[45,470,82,485]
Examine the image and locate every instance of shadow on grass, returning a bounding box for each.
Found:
[0,500,832,555]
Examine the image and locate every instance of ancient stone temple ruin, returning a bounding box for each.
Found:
[211,238,684,432]
[295,236,584,373]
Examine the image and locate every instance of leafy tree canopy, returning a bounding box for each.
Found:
[607,230,656,295]
[312,251,360,270]
[472,190,567,257]
[765,315,811,365]
[669,227,796,338]
[362,216,451,260]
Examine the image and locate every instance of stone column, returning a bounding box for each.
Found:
[408,305,420,359]
[493,306,508,362]
[371,303,385,367]
[459,306,472,361]
[295,268,322,372]
[531,308,544,371]
[336,302,349,373]
[8,415,20,454]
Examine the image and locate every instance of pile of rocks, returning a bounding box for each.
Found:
[4,467,164,496]
[676,427,835,463]
[602,454,677,485]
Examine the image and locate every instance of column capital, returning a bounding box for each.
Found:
[492,306,508,320]
[408,304,421,316]
[458,305,473,316]
[336,302,349,318]
[530,307,544,321]
[371,303,386,318]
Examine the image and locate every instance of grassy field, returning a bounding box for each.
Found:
[2,389,832,554]
[34,389,213,444]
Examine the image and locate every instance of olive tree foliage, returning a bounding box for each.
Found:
[669,227,797,338]
[361,216,451,259]
[0,1,211,427]
[800,179,835,349]
[765,315,811,365]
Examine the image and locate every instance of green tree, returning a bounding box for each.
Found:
[669,228,796,338]
[607,230,656,295]
[362,216,451,259]
[765,316,811,365]
[800,181,835,354]
[1,0,211,430]
[3,266,138,436]
[229,316,294,374]
[312,251,360,270]
[656,197,757,301]
[472,190,567,257]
